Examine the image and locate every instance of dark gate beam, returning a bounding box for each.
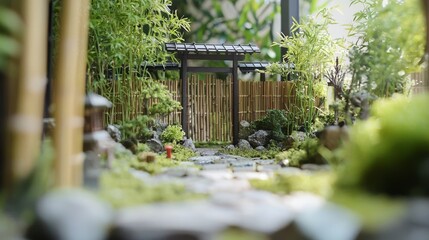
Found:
[180,54,189,138]
[232,54,239,145]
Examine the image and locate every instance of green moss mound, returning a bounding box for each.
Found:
[99,171,204,208]
[250,172,335,197]
[337,94,429,196]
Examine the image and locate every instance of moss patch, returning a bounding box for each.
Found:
[219,147,281,160]
[250,172,335,197]
[99,171,204,208]
[330,190,405,231]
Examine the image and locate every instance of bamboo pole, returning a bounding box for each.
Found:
[71,0,90,186]
[5,0,49,187]
[53,0,85,187]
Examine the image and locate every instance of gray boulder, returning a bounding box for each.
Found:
[238,139,252,149]
[26,190,112,240]
[146,138,164,153]
[154,122,168,138]
[240,120,250,128]
[255,146,266,151]
[239,120,254,139]
[248,130,269,148]
[224,144,235,150]
[182,138,196,151]
[106,125,121,142]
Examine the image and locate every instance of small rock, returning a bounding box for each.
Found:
[137,152,157,163]
[291,131,307,142]
[231,161,254,168]
[121,138,138,154]
[240,120,250,128]
[317,125,349,151]
[154,122,168,136]
[255,146,266,151]
[146,138,164,153]
[224,144,235,150]
[198,149,219,156]
[280,159,290,167]
[182,138,196,151]
[248,130,270,148]
[106,125,121,142]
[239,120,255,140]
[151,130,160,140]
[238,139,252,149]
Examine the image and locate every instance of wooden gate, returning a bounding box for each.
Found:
[155,75,293,142]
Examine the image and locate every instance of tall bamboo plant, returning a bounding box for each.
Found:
[87,0,189,131]
[268,8,342,132]
[348,0,425,99]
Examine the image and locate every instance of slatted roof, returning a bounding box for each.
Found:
[165,43,260,54]
[238,62,270,73]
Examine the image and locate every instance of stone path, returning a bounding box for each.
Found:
[114,147,336,239]
[29,147,429,240]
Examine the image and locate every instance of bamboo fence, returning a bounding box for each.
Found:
[107,70,429,143]
[109,75,294,142]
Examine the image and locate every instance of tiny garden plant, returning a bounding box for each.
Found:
[161,125,185,144]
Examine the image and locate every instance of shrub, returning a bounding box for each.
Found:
[119,115,154,141]
[275,137,324,167]
[254,109,289,141]
[161,125,185,144]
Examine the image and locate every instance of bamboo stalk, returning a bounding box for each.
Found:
[71,0,90,186]
[5,0,49,187]
[53,0,84,187]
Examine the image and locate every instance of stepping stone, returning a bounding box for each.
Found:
[189,156,221,165]
[201,163,229,171]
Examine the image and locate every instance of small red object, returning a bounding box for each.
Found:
[165,145,173,159]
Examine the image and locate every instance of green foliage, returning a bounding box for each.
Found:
[275,138,323,167]
[161,125,185,144]
[87,0,189,124]
[170,145,198,162]
[336,94,429,196]
[120,115,154,141]
[268,8,342,132]
[88,0,189,70]
[0,6,22,70]
[348,0,424,98]
[250,172,335,197]
[254,109,289,140]
[173,0,281,64]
